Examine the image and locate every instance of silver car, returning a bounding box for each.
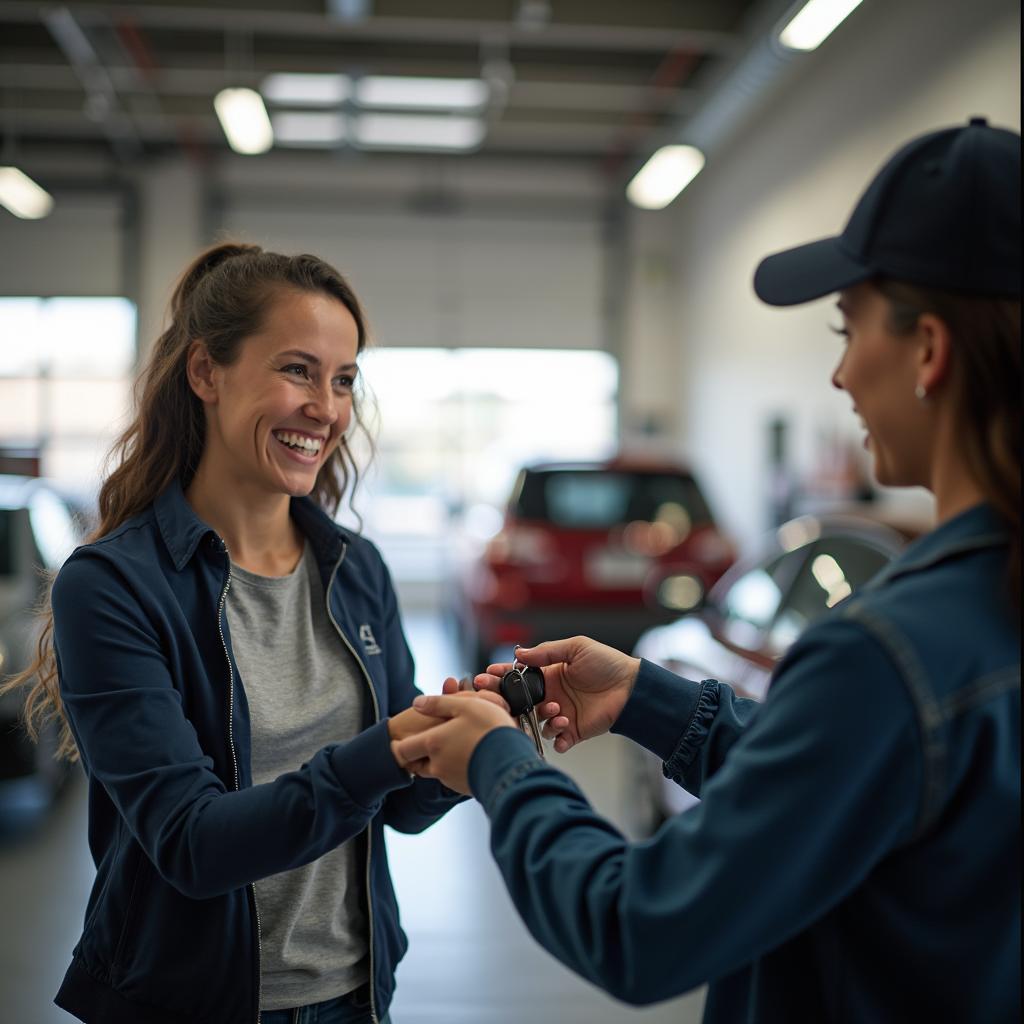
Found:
[0,476,83,824]
[625,514,913,835]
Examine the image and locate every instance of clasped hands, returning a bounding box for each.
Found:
[386,636,641,794]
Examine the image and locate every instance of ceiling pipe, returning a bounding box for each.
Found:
[617,0,815,194]
[43,5,142,160]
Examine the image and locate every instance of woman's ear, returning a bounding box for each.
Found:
[914,312,954,397]
[186,340,219,403]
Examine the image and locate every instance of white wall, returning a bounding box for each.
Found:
[215,154,608,351]
[656,0,1020,544]
[0,193,124,297]
[220,205,605,350]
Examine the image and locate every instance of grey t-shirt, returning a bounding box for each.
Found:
[226,541,369,1011]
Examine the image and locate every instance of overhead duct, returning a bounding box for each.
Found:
[623,0,847,188]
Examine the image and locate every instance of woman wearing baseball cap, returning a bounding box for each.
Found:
[396,118,1021,1021]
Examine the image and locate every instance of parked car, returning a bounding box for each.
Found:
[0,476,84,825]
[452,457,736,670]
[625,512,914,835]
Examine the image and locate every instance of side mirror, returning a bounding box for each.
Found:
[643,564,706,614]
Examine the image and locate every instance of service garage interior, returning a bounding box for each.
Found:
[0,0,1019,1021]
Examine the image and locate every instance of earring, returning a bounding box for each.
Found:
[915,384,928,400]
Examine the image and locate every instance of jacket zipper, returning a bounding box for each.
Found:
[217,552,264,1024]
[325,541,382,1024]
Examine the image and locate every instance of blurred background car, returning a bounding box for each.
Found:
[0,476,83,827]
[624,513,915,836]
[452,456,736,669]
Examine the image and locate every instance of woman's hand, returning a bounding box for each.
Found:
[474,637,640,753]
[391,689,513,794]
[387,705,439,744]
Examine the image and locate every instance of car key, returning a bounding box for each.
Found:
[499,663,546,758]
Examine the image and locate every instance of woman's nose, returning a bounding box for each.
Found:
[305,384,338,423]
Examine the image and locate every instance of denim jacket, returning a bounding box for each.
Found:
[469,503,1020,1022]
[51,480,462,1024]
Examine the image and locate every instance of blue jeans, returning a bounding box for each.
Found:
[261,983,391,1024]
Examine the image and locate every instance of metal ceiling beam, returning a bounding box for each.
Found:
[0,63,696,114]
[0,3,740,55]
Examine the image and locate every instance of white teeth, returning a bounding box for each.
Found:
[274,431,323,454]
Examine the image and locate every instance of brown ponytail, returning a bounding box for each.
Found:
[876,278,1021,607]
[1,242,374,761]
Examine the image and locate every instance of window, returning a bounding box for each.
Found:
[768,537,890,651]
[344,347,618,582]
[0,297,136,491]
[516,470,711,529]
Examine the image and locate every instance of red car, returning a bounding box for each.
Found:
[454,458,735,670]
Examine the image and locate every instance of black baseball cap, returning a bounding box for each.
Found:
[753,117,1021,306]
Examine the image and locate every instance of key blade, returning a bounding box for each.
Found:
[523,709,546,760]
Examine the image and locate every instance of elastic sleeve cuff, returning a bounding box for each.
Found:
[328,719,413,808]
[662,679,720,782]
[611,659,708,762]
[467,727,542,808]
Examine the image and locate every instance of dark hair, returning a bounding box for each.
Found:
[875,278,1021,606]
[1,242,374,761]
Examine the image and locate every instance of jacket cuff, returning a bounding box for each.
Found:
[662,679,720,782]
[328,719,413,808]
[467,727,543,810]
[611,659,708,763]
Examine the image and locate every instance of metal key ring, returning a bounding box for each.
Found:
[512,643,527,675]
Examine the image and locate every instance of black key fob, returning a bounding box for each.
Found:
[500,666,545,717]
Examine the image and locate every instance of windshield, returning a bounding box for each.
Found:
[514,470,712,529]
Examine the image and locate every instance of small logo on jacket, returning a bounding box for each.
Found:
[359,624,382,655]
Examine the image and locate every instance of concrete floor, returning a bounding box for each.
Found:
[0,612,705,1023]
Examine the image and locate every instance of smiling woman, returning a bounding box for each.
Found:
[0,242,475,1024]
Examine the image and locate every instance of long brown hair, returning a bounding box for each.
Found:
[2,242,374,761]
[876,278,1021,606]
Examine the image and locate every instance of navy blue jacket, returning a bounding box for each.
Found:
[469,503,1020,1021]
[51,480,462,1024]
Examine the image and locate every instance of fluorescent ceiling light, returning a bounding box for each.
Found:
[626,145,705,210]
[354,113,486,151]
[355,76,489,110]
[214,87,274,154]
[0,167,55,219]
[778,0,864,51]
[271,112,348,147]
[262,72,351,106]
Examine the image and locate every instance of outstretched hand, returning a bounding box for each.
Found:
[473,636,640,753]
[391,685,515,794]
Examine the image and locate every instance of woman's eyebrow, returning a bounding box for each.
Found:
[279,348,318,363]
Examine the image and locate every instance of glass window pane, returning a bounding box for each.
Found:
[768,537,892,651]
[341,347,618,584]
[41,298,136,377]
[0,298,44,375]
[0,378,43,440]
[515,470,710,529]
[46,379,132,437]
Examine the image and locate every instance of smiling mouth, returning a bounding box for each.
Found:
[272,430,324,457]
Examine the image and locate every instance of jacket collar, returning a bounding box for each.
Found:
[866,502,1009,590]
[154,478,348,571]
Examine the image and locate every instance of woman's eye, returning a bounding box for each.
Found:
[282,364,309,378]
[829,324,851,340]
[333,375,355,390]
